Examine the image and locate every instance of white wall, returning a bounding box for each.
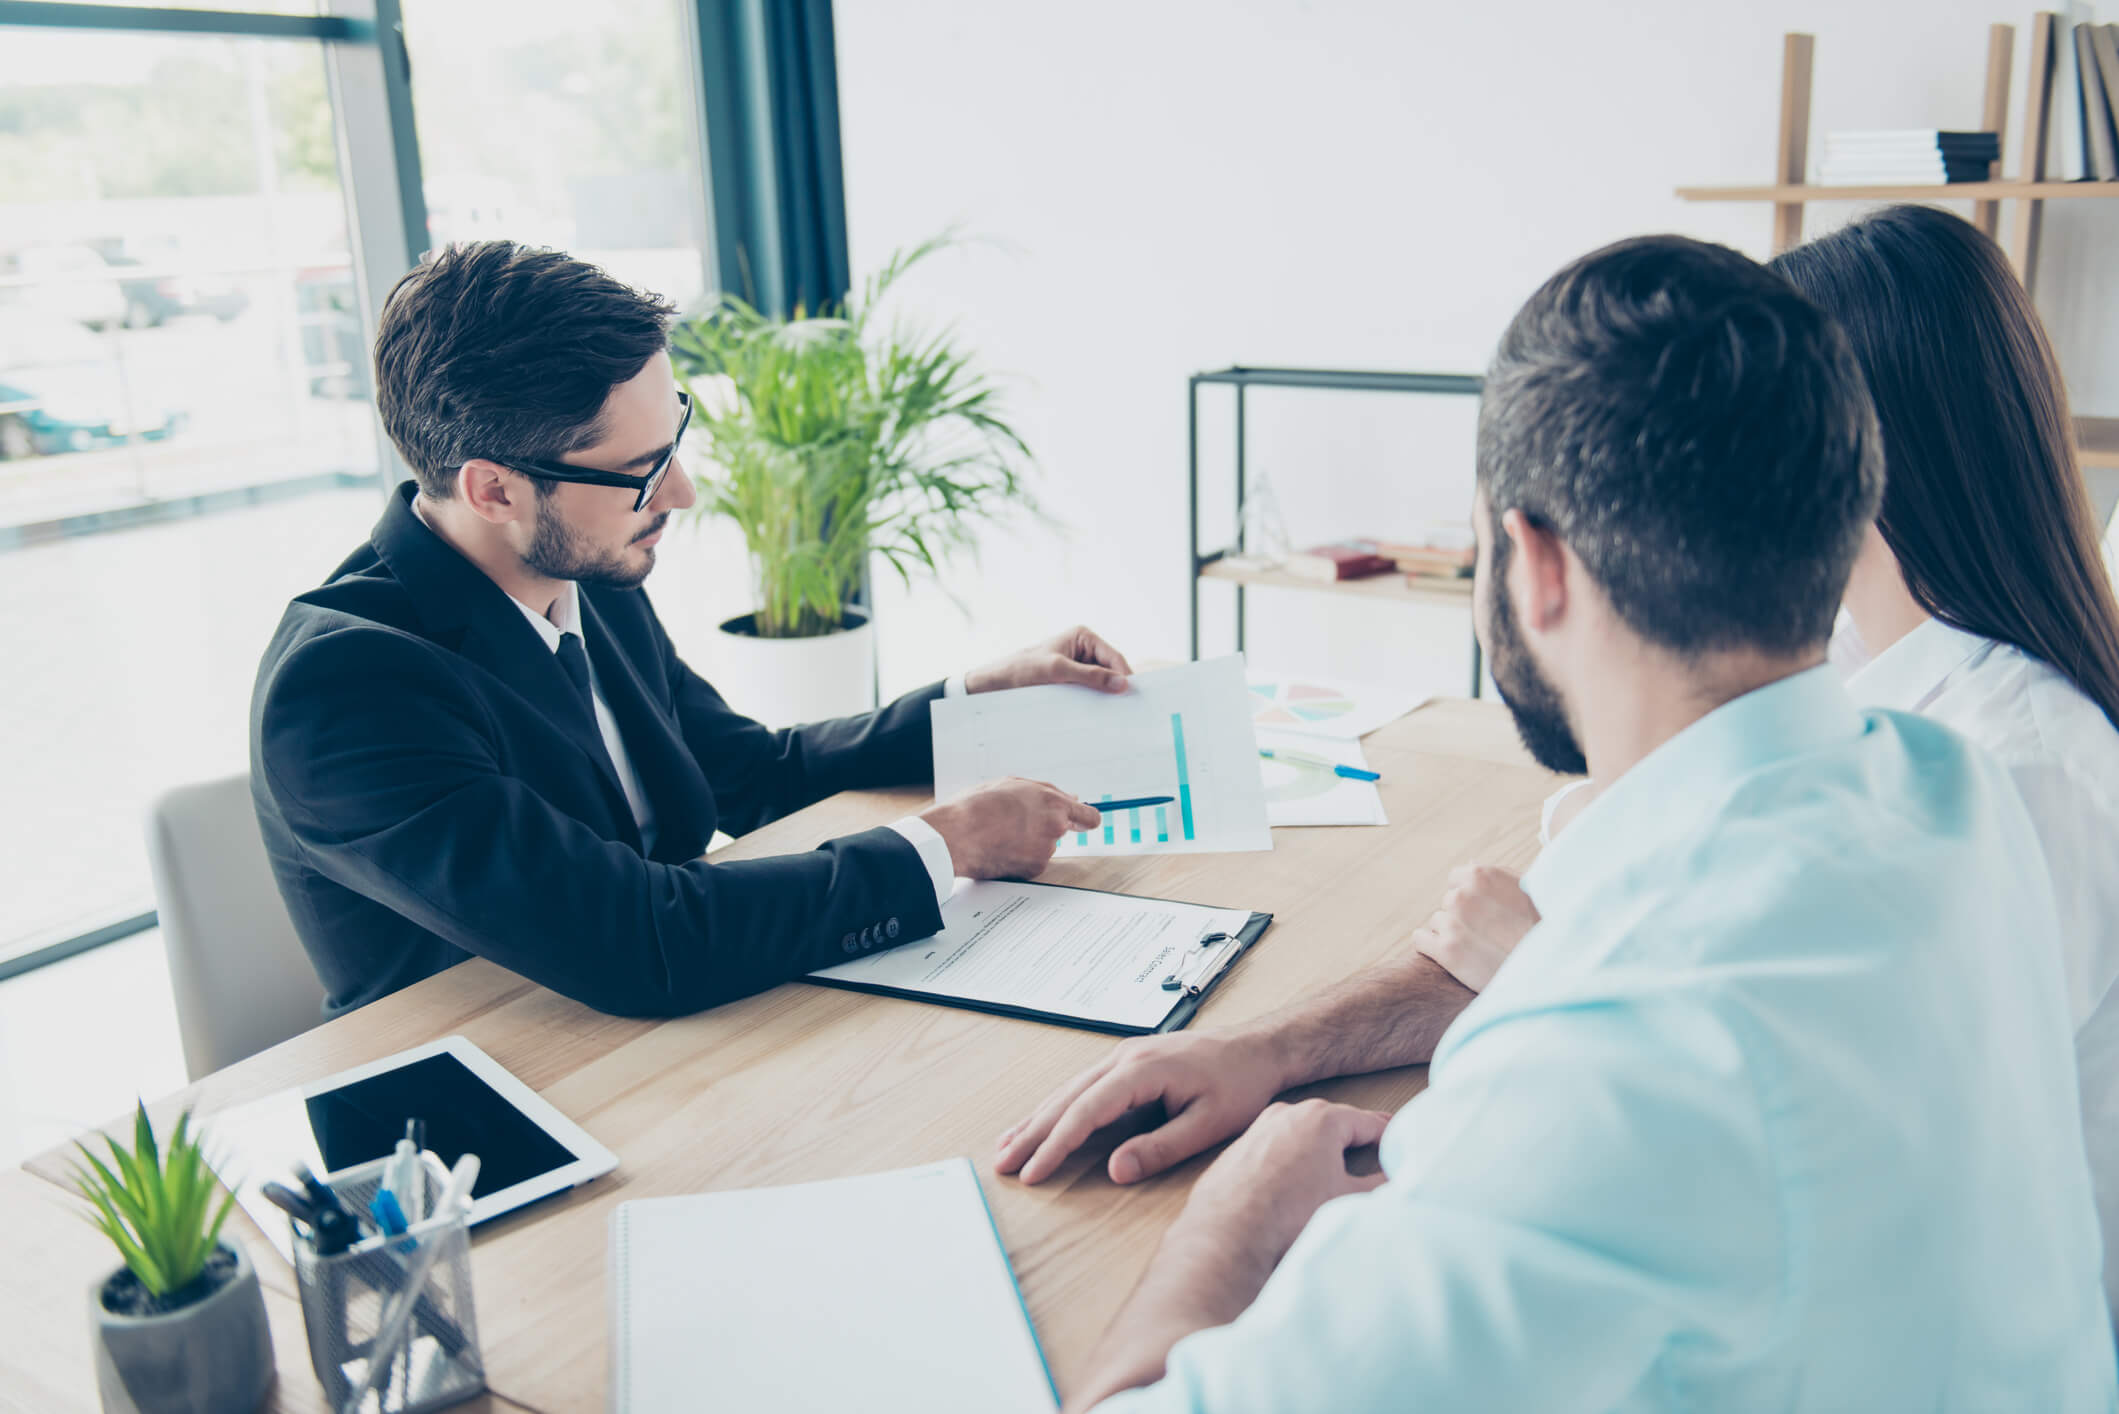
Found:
[655,1,2119,707]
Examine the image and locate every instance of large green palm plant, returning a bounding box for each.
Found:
[669,237,1037,639]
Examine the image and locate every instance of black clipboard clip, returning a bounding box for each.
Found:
[1162,929,1242,996]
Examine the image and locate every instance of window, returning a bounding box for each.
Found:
[0,0,725,975]
[403,0,712,311]
[0,24,384,965]
[30,1,324,12]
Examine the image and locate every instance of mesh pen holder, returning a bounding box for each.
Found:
[290,1153,486,1414]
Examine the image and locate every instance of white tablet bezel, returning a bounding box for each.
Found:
[222,1033,618,1263]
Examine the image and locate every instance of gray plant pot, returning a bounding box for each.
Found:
[89,1240,274,1414]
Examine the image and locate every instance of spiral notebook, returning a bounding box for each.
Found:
[608,1159,1056,1413]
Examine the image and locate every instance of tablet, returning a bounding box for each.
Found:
[212,1035,618,1263]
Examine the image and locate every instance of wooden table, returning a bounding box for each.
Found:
[5,699,1548,1413]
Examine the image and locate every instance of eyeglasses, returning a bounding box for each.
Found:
[490,390,691,512]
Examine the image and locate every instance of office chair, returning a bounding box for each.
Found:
[145,774,325,1079]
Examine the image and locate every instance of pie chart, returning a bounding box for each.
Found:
[1260,752,1340,803]
[1249,681,1358,729]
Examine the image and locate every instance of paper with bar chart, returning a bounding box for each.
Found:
[931,655,1272,857]
[1247,674,1428,742]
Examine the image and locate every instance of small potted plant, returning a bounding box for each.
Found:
[670,236,1038,726]
[72,1103,273,1414]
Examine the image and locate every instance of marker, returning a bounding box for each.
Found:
[1257,747,1380,782]
[385,1119,423,1224]
[370,1189,410,1238]
[407,1118,429,1221]
[1092,796,1175,812]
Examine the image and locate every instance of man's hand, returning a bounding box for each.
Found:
[964,626,1133,695]
[997,1031,1290,1186]
[1410,864,1541,993]
[1173,1099,1392,1272]
[921,778,1101,880]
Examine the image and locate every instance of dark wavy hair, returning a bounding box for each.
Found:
[1771,205,2119,729]
[373,241,675,499]
[1478,234,1883,656]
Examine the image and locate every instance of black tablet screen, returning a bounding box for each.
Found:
[302,1052,578,1199]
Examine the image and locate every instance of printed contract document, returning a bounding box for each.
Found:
[810,880,1268,1034]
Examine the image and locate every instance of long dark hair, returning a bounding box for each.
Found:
[1771,204,2119,730]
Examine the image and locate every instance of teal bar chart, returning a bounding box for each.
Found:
[929,655,1273,859]
[1171,712,1195,842]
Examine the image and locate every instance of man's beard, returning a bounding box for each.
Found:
[522,502,668,590]
[1484,561,1588,777]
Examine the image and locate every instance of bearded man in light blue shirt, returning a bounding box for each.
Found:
[1027,236,2118,1411]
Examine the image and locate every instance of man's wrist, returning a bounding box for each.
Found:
[886,815,956,908]
[917,802,973,880]
[1235,1012,1326,1095]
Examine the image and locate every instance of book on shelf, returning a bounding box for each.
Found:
[1821,129,2000,155]
[2091,24,2119,180]
[1815,162,1996,185]
[1354,527,1476,579]
[2054,5,2092,181]
[1282,542,1397,581]
[1816,130,1997,185]
[2084,21,2119,180]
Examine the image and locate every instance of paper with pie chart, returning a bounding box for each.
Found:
[1257,728,1387,827]
[931,654,1272,857]
[1247,675,1428,741]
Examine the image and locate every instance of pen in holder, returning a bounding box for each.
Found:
[289,1152,486,1414]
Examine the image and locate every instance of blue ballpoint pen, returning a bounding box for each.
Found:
[1257,746,1381,782]
[1092,795,1176,812]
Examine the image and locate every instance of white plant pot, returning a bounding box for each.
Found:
[713,608,876,729]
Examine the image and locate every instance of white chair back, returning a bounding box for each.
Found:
[145,774,325,1079]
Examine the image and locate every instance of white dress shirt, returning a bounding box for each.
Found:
[506,585,960,908]
[1843,615,2119,1329]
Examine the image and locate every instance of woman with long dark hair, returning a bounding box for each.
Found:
[1432,202,2119,1324]
[1770,208,2119,1328]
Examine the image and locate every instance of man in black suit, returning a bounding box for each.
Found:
[252,242,1123,1018]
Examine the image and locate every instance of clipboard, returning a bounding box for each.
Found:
[807,880,1273,1037]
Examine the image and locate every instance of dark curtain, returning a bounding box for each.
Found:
[694,0,851,317]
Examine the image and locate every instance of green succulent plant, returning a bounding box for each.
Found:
[71,1101,237,1301]
[669,235,1038,639]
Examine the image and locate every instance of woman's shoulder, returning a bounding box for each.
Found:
[1947,640,2119,797]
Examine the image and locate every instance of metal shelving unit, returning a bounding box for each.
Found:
[1186,365,1486,697]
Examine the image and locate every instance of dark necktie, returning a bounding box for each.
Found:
[556,631,597,721]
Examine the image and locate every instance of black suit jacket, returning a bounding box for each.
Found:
[251,483,945,1018]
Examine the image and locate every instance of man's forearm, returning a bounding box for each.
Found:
[1244,948,1476,1091]
[1063,1221,1270,1412]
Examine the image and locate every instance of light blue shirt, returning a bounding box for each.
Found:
[1099,667,2116,1412]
